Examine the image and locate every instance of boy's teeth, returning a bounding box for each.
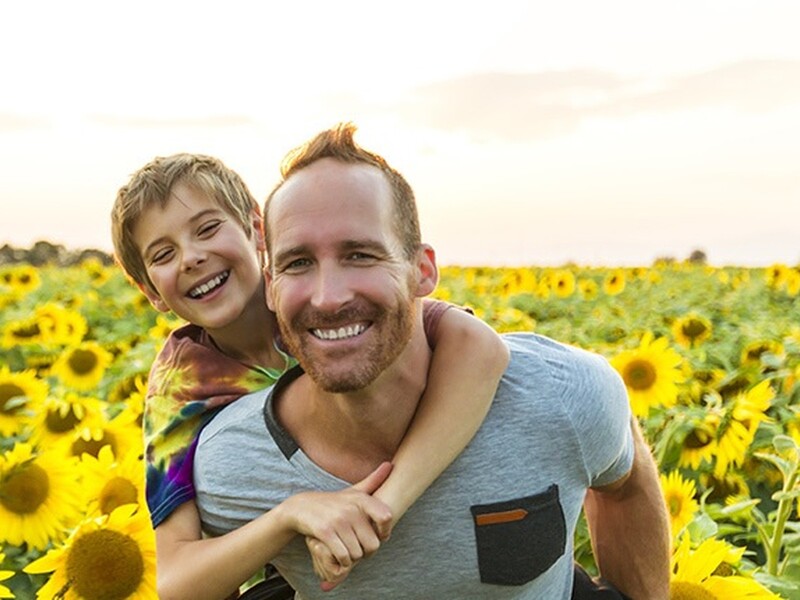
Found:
[312,324,366,340]
[189,272,229,298]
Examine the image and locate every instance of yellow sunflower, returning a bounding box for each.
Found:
[660,471,698,538]
[686,367,726,403]
[0,366,48,437]
[0,551,14,599]
[24,503,157,600]
[61,411,143,462]
[34,303,88,345]
[0,442,83,550]
[672,313,713,348]
[603,269,626,296]
[610,332,684,417]
[714,381,774,478]
[80,446,146,517]
[679,413,719,471]
[27,392,104,449]
[670,534,780,599]
[50,341,114,391]
[3,264,41,295]
[148,314,183,341]
[764,263,789,289]
[578,278,599,300]
[551,269,576,298]
[700,471,749,503]
[740,340,784,368]
[1,315,47,348]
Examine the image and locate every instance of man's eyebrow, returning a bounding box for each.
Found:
[340,239,390,254]
[142,208,223,257]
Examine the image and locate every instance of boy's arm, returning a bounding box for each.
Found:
[583,419,671,600]
[373,306,509,520]
[155,464,393,600]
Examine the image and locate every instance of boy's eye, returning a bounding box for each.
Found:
[151,248,173,264]
[198,221,222,236]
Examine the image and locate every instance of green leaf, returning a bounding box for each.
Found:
[687,512,718,542]
[774,434,800,455]
[754,451,793,480]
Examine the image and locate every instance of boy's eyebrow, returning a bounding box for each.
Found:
[141,208,224,257]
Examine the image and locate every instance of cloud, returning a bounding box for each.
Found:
[0,113,51,132]
[89,114,257,129]
[392,60,800,141]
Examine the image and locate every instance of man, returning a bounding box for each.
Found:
[194,123,670,599]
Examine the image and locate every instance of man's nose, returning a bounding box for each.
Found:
[310,264,354,311]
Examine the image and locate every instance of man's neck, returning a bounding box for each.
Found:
[277,327,432,484]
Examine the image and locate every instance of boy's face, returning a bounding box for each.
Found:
[132,183,265,334]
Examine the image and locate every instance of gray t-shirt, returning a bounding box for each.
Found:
[195,333,634,599]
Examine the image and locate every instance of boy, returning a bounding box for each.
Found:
[111,153,509,598]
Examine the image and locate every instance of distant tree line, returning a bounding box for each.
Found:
[0,241,114,267]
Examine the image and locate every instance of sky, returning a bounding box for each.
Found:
[1,0,799,267]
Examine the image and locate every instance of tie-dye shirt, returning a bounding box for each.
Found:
[143,323,294,526]
[144,300,454,527]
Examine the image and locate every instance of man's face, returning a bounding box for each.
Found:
[266,158,433,393]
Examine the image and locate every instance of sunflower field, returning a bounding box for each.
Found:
[2,258,800,599]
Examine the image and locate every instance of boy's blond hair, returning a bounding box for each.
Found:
[112,153,259,291]
[264,122,421,262]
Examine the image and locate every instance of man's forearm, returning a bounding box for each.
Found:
[583,421,671,600]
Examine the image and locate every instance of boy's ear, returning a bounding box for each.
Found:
[137,282,170,313]
[251,209,266,252]
[413,244,438,297]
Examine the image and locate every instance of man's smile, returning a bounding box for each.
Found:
[310,322,369,341]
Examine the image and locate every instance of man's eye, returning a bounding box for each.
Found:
[349,252,375,261]
[284,258,311,271]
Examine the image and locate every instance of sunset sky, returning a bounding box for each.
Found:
[2,1,799,266]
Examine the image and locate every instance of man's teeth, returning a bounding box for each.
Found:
[189,272,229,298]
[312,324,366,340]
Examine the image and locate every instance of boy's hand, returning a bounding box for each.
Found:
[289,462,394,590]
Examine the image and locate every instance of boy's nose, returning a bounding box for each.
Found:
[180,246,207,272]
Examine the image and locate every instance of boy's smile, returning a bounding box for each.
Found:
[132,183,265,336]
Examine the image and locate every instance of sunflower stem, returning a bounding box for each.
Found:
[765,458,799,576]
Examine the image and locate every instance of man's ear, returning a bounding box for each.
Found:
[137,282,170,313]
[414,244,438,297]
[264,267,276,312]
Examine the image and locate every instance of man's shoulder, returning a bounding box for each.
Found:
[200,386,271,440]
[502,332,608,373]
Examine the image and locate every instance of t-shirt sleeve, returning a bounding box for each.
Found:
[421,298,473,349]
[560,348,634,488]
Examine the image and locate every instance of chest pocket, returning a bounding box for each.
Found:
[470,484,566,586]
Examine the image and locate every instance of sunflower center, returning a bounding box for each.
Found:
[12,322,41,339]
[623,359,657,390]
[684,429,713,449]
[67,349,100,376]
[45,406,82,433]
[668,496,683,517]
[0,383,25,414]
[67,529,144,600]
[100,477,139,515]
[71,432,116,459]
[682,319,708,339]
[669,581,717,599]
[0,463,49,514]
